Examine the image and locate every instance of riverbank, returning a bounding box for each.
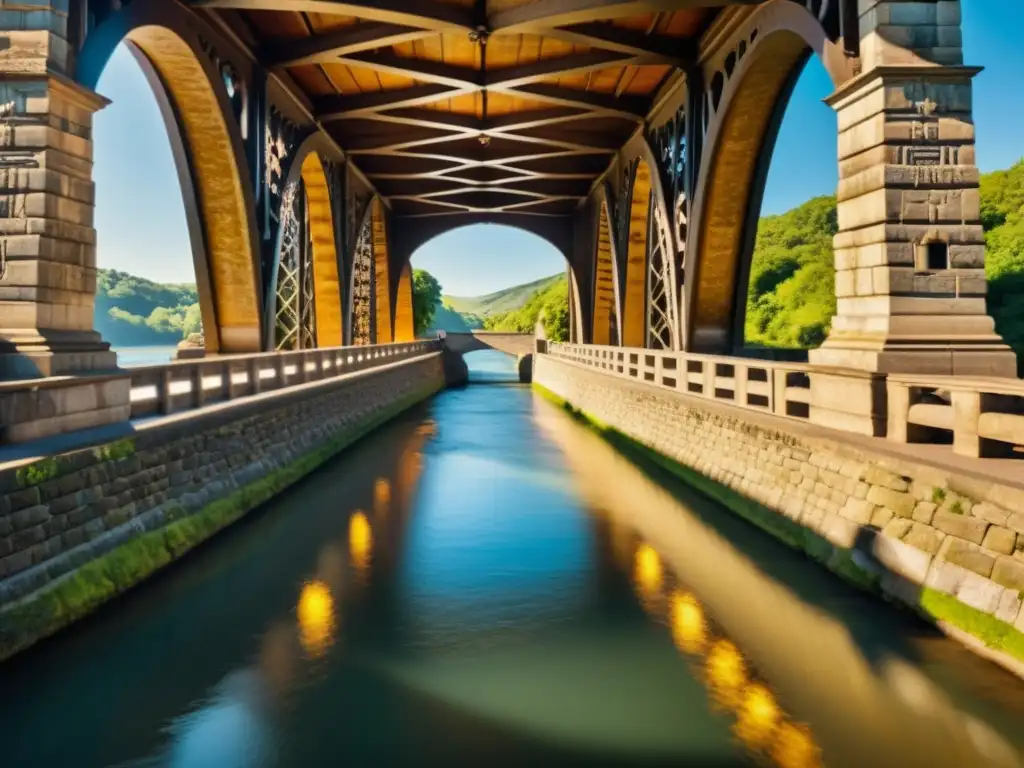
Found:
[532,360,1024,681]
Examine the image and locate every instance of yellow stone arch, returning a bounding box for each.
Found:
[684,1,848,351]
[622,160,652,348]
[128,25,261,353]
[298,152,343,347]
[394,262,415,342]
[370,199,393,343]
[593,200,619,346]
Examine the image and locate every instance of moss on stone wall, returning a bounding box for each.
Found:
[533,383,1024,667]
[0,382,441,661]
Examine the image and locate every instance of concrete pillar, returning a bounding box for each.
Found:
[808,0,1016,435]
[0,2,118,380]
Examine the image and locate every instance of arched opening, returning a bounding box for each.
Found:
[622,160,676,350]
[592,200,620,346]
[351,198,392,345]
[685,7,844,354]
[89,25,260,360]
[408,224,572,345]
[742,56,837,352]
[272,150,343,350]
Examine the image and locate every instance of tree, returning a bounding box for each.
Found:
[412,268,443,336]
[182,303,203,337]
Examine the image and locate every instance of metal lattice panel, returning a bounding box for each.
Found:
[274,182,317,350]
[352,216,374,346]
[646,198,675,350]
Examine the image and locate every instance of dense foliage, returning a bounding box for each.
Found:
[445,274,563,317]
[95,269,201,346]
[484,276,570,342]
[745,160,1024,360]
[744,195,837,349]
[980,159,1024,357]
[411,268,442,336]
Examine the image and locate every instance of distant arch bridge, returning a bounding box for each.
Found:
[441,332,537,383]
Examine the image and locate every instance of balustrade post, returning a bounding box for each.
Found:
[248,358,261,395]
[159,368,173,415]
[275,354,286,389]
[701,361,715,400]
[221,362,232,401]
[886,380,910,443]
[951,389,982,458]
[192,365,205,408]
[734,365,748,408]
[772,371,788,418]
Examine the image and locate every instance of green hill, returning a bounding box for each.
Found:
[95,269,201,347]
[426,301,484,334]
[483,274,569,342]
[444,273,564,317]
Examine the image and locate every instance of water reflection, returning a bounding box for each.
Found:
[297,581,336,659]
[349,511,373,577]
[534,398,1024,768]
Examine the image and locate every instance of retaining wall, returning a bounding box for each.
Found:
[0,352,445,659]
[534,355,1024,670]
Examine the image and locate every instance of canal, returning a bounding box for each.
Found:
[1,351,1022,767]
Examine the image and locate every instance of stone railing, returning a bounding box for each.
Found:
[547,342,812,421]
[128,340,438,419]
[888,374,1024,458]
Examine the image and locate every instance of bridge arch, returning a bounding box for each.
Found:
[620,138,679,351]
[350,197,393,345]
[684,0,852,353]
[270,135,344,350]
[77,8,262,354]
[591,189,621,347]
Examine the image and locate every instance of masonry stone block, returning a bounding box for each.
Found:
[982,526,1017,557]
[932,509,988,544]
[938,536,995,578]
[956,572,1004,615]
[991,557,1024,593]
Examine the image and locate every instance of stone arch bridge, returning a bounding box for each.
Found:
[442,331,537,383]
[0,0,1013,438]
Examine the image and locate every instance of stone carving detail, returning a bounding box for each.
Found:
[351,215,375,346]
[274,181,317,350]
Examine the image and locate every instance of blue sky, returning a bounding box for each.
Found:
[94,2,1023,295]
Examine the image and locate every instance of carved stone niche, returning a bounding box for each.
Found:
[913,231,949,274]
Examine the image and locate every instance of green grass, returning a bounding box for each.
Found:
[0,382,442,661]
[532,382,1024,666]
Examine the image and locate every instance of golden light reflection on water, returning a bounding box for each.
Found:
[349,511,373,575]
[633,543,663,603]
[297,580,336,659]
[374,478,391,516]
[626,535,822,768]
[670,591,707,655]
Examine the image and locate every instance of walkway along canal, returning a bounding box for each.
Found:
[1,354,1023,767]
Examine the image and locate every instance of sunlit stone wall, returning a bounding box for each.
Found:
[535,355,1024,662]
[0,353,444,658]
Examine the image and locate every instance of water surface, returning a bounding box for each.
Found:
[1,363,1022,767]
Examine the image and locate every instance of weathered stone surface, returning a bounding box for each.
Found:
[903,523,945,555]
[882,518,913,540]
[991,556,1024,592]
[995,589,1022,625]
[912,501,936,525]
[841,497,876,524]
[863,467,909,492]
[971,501,1009,527]
[938,536,996,578]
[956,573,1004,615]
[866,485,916,517]
[981,526,1016,556]
[932,510,988,544]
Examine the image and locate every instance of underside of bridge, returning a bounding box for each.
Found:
[0,0,1016,438]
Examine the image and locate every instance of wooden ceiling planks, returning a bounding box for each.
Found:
[214,0,719,215]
